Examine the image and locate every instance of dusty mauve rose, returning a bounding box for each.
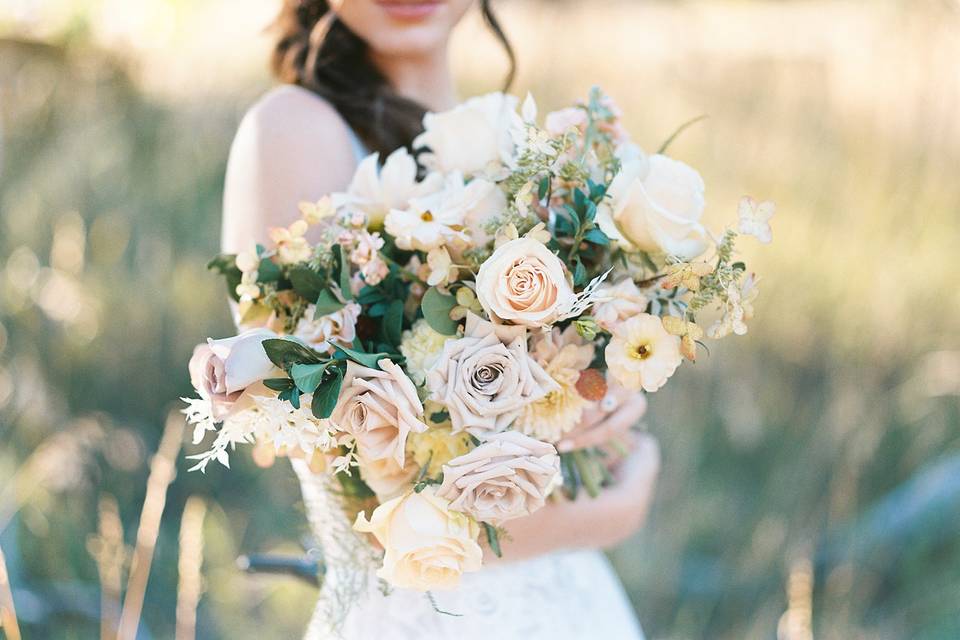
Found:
[331,359,427,466]
[475,237,575,327]
[426,314,559,436]
[188,328,280,419]
[293,302,361,352]
[354,486,482,591]
[437,431,561,526]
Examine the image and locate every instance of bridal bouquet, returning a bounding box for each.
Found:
[184,89,773,592]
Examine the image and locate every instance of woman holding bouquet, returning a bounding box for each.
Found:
[220,1,660,638]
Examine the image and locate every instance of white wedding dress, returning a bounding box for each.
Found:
[293,459,644,640]
[288,123,644,640]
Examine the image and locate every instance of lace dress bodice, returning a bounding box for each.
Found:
[292,460,645,640]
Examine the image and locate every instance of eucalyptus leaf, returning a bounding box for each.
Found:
[291,362,329,393]
[573,259,588,287]
[263,377,295,392]
[257,257,282,283]
[483,523,502,558]
[311,366,343,419]
[313,288,346,318]
[382,299,404,347]
[334,344,391,369]
[537,175,550,201]
[583,227,610,246]
[421,287,459,335]
[262,338,325,369]
[289,266,327,302]
[334,244,353,301]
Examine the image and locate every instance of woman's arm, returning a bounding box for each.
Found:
[491,433,660,562]
[221,85,359,254]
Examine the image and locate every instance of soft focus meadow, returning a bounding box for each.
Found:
[1,1,959,638]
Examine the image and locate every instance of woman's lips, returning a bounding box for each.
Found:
[375,0,443,21]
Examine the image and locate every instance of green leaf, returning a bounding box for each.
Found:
[311,366,343,419]
[429,409,450,424]
[313,288,346,318]
[289,266,327,302]
[562,204,581,231]
[483,523,502,558]
[291,362,330,393]
[279,386,301,409]
[382,299,404,347]
[263,377,295,392]
[334,344,392,369]
[583,227,610,246]
[537,175,550,201]
[731,261,746,271]
[573,187,587,213]
[573,259,587,287]
[421,287,459,336]
[560,452,580,500]
[207,254,242,302]
[257,257,282,283]
[333,244,353,301]
[572,449,603,498]
[584,200,597,223]
[261,338,325,369]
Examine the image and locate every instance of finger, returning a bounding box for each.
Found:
[557,395,648,452]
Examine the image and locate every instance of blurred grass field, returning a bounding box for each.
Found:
[1,1,959,638]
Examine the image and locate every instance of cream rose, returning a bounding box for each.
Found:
[605,313,682,392]
[188,328,280,419]
[331,359,428,466]
[354,486,483,591]
[597,154,709,260]
[414,92,519,176]
[475,237,575,327]
[592,278,650,330]
[426,314,559,436]
[437,431,561,526]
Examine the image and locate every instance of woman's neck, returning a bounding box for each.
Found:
[371,47,458,112]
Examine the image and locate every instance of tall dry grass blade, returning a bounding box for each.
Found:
[87,494,126,640]
[0,544,22,640]
[116,411,184,640]
[777,556,814,640]
[175,496,206,640]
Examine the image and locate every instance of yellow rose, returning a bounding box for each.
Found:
[354,487,483,591]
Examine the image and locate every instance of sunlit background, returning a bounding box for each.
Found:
[2,0,959,638]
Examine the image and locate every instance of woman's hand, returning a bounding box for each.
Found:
[488,431,661,563]
[556,384,648,453]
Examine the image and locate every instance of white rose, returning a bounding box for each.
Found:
[475,237,576,328]
[597,154,709,260]
[414,92,520,176]
[188,329,282,419]
[357,453,419,503]
[354,486,482,591]
[592,278,650,331]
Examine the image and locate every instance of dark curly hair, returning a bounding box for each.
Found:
[271,0,516,157]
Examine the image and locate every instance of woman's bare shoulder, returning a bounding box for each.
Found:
[235,84,356,162]
[222,85,360,251]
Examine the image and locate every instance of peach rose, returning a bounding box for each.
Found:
[358,453,419,502]
[475,237,575,327]
[437,431,560,525]
[426,314,559,436]
[331,359,428,467]
[354,486,483,591]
